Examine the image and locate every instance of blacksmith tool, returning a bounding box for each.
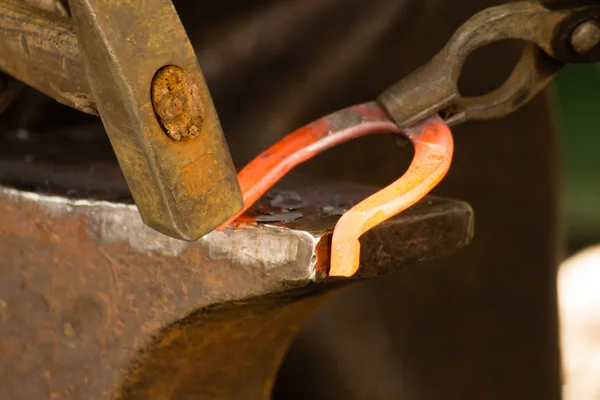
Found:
[0,0,244,241]
[218,103,453,277]
[378,0,600,128]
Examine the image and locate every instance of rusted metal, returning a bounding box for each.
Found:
[0,178,473,399]
[218,102,453,277]
[0,0,244,240]
[67,0,242,241]
[378,1,600,129]
[151,66,203,142]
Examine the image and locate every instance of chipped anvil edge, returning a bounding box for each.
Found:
[0,184,325,280]
[0,184,474,284]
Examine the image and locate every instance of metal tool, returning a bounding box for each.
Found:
[68,0,242,241]
[0,173,473,399]
[219,102,453,277]
[378,0,600,128]
[0,0,243,241]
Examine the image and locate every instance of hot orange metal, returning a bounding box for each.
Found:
[330,114,453,276]
[219,102,454,277]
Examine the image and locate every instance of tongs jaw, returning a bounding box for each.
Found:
[378,1,600,129]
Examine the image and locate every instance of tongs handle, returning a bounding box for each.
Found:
[378,1,600,129]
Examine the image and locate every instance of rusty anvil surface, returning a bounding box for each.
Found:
[0,160,473,399]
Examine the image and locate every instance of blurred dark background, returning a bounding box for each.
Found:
[3,0,599,399]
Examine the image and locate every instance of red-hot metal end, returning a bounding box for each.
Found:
[330,115,453,276]
[218,102,454,277]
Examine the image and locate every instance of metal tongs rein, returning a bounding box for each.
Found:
[379,0,600,129]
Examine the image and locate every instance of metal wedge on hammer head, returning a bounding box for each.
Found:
[67,0,242,241]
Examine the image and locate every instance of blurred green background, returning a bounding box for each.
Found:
[554,64,600,251]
